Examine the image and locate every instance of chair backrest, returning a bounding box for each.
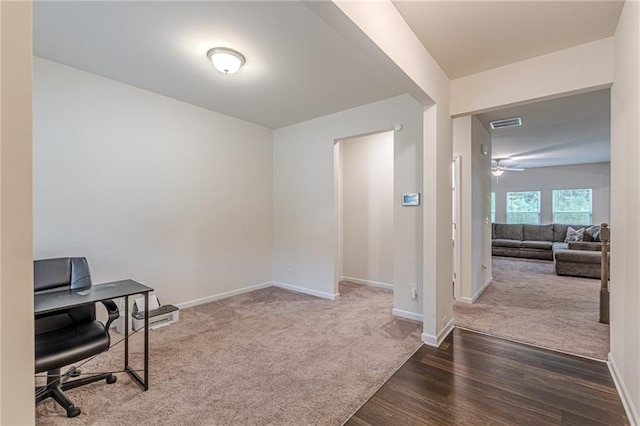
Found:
[34,257,96,335]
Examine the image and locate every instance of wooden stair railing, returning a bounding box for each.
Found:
[600,223,610,324]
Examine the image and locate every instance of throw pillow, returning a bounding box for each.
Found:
[585,225,601,242]
[565,226,585,243]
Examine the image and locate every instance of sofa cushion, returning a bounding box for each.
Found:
[564,226,586,243]
[552,242,568,252]
[492,223,496,240]
[521,240,553,250]
[492,239,522,248]
[494,224,523,241]
[553,224,587,242]
[584,225,601,242]
[492,247,521,257]
[523,224,553,242]
[568,241,604,251]
[554,249,603,264]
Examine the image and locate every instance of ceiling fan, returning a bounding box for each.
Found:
[492,159,525,176]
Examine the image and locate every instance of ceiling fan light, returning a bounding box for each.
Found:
[207,47,246,74]
[492,168,504,177]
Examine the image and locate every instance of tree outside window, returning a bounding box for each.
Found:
[506,191,540,224]
[553,189,592,224]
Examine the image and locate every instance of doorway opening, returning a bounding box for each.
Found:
[334,131,394,295]
[453,89,612,360]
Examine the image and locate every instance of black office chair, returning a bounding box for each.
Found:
[35,257,119,418]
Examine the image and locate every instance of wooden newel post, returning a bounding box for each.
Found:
[600,223,610,324]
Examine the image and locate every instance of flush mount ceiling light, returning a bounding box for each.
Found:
[207,47,245,74]
[489,117,522,130]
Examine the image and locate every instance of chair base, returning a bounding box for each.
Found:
[36,367,117,418]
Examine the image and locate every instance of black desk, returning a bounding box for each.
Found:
[34,279,154,390]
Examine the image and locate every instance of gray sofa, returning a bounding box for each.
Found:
[555,241,609,279]
[492,223,578,261]
[492,223,607,278]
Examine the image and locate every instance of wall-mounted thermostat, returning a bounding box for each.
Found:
[402,193,420,206]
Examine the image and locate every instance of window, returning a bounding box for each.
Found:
[490,192,496,223]
[553,189,592,225]
[506,191,540,224]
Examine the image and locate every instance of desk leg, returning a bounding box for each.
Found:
[124,292,149,391]
[144,291,149,390]
[124,295,129,369]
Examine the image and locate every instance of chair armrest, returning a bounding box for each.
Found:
[100,299,120,330]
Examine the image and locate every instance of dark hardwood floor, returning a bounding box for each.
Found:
[346,328,628,426]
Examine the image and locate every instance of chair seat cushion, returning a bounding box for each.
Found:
[492,239,522,248]
[35,322,110,373]
[521,240,553,250]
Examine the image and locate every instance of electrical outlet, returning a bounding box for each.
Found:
[411,285,418,300]
[287,262,294,272]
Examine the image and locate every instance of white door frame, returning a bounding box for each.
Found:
[452,156,462,300]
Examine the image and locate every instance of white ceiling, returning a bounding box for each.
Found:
[34,1,414,129]
[477,89,611,169]
[393,0,624,79]
[34,1,615,166]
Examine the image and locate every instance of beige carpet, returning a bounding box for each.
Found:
[36,282,422,425]
[455,257,609,360]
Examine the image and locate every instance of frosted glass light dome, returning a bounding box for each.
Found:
[207,47,246,74]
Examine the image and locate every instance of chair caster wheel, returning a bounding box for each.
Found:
[106,375,117,384]
[66,406,81,418]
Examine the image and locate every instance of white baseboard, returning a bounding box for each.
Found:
[175,281,273,309]
[457,276,493,304]
[608,353,640,426]
[272,281,340,300]
[422,318,455,347]
[473,276,493,302]
[392,308,423,322]
[341,276,393,290]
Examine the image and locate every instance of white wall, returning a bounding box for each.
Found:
[33,58,274,307]
[449,21,639,423]
[451,37,614,117]
[491,162,611,225]
[341,132,394,286]
[453,116,492,303]
[273,94,423,314]
[0,2,35,424]
[611,1,640,423]
[333,0,453,345]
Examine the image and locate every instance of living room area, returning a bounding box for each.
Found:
[453,89,612,360]
[6,0,640,423]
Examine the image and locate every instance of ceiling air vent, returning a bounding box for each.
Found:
[489,117,522,130]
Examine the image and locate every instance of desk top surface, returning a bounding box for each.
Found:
[35,279,153,315]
